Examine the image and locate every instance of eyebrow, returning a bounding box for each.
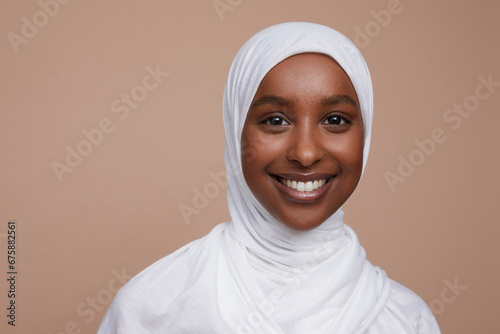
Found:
[321,94,359,110]
[250,95,293,109]
[250,94,359,111]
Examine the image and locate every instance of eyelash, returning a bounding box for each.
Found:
[260,113,351,129]
[261,115,290,127]
[322,115,351,126]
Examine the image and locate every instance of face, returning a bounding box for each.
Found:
[241,53,364,231]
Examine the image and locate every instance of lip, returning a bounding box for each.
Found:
[270,173,336,204]
[272,172,334,182]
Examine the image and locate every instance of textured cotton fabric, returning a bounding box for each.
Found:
[98,22,441,334]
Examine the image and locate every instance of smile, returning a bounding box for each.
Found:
[270,173,335,204]
[277,177,327,192]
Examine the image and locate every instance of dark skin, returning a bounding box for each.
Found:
[241,53,364,231]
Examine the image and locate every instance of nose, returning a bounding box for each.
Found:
[286,122,324,167]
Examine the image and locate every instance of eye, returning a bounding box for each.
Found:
[323,115,349,126]
[264,116,289,126]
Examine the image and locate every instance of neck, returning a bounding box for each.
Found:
[227,180,347,268]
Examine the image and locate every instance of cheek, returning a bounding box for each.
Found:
[345,134,365,179]
[241,130,264,173]
[326,132,364,173]
[241,129,284,170]
[241,127,271,189]
[346,138,364,171]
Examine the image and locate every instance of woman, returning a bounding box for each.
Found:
[98,22,440,333]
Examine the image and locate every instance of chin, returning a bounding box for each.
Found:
[276,212,329,231]
[287,223,322,232]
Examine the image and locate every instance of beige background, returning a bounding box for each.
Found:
[1,0,499,333]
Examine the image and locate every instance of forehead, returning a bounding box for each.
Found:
[252,53,359,106]
[268,52,342,73]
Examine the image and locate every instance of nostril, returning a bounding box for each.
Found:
[286,143,325,167]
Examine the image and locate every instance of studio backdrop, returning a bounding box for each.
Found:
[1,0,498,333]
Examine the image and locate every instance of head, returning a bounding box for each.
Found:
[223,22,373,236]
[241,53,364,231]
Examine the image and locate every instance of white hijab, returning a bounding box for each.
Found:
[98,22,440,334]
[224,22,373,266]
[222,21,386,333]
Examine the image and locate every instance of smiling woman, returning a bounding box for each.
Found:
[97,22,441,333]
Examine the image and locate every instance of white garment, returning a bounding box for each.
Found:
[98,22,441,333]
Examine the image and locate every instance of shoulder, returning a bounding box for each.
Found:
[365,276,441,334]
[388,279,430,311]
[383,279,441,334]
[97,223,227,333]
[115,225,224,302]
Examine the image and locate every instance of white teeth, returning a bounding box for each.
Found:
[278,177,328,192]
[297,182,305,191]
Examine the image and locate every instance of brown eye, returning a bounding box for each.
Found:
[265,116,289,126]
[324,115,348,125]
